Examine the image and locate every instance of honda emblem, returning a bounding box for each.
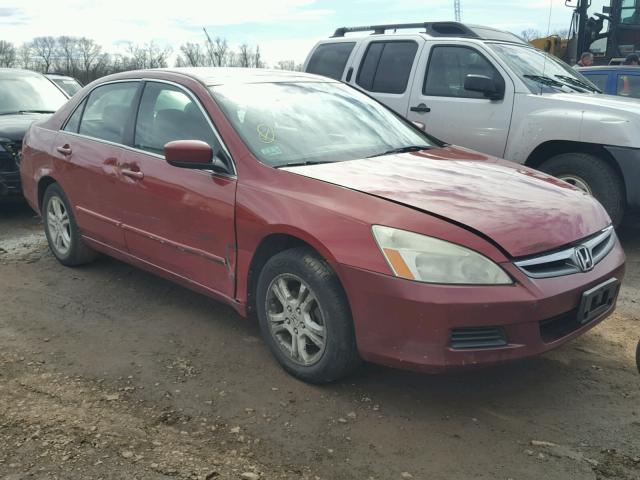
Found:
[575,245,594,272]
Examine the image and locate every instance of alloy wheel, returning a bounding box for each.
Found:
[265,273,327,366]
[46,196,72,256]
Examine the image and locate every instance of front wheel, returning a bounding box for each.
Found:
[256,247,360,383]
[539,153,625,226]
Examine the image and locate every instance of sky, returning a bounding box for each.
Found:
[0,0,612,66]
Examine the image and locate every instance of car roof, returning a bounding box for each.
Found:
[144,67,334,86]
[578,66,639,72]
[0,68,48,78]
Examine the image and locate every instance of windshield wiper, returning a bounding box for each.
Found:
[523,74,567,88]
[367,145,431,158]
[554,75,599,93]
[0,109,56,116]
[275,160,336,168]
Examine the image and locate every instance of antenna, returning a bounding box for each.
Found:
[454,0,461,22]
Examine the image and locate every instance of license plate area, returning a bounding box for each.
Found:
[578,278,619,325]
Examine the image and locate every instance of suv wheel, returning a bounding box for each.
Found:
[539,152,625,226]
[256,247,361,383]
[43,183,97,266]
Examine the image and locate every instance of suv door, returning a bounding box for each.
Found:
[346,36,425,115]
[119,81,237,299]
[54,81,141,250]
[407,42,514,158]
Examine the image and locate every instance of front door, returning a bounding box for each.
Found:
[407,42,514,158]
[119,81,237,299]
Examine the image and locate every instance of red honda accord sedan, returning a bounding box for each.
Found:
[20,68,625,383]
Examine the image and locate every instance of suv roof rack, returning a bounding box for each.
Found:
[331,22,480,38]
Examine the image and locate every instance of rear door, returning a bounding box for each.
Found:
[119,80,237,299]
[346,36,425,115]
[54,81,141,250]
[406,42,514,158]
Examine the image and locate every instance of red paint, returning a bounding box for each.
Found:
[164,139,213,165]
[20,69,626,372]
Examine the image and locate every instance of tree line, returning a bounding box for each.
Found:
[0,36,302,84]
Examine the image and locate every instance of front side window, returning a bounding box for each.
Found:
[621,0,639,24]
[306,43,355,80]
[617,74,640,97]
[424,46,500,98]
[134,82,216,155]
[78,82,138,144]
[211,81,437,167]
[0,72,67,115]
[357,41,418,94]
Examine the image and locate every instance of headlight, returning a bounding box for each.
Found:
[372,225,513,285]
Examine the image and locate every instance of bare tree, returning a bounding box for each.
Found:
[520,29,542,41]
[213,37,228,66]
[56,36,79,76]
[31,36,57,73]
[254,45,263,68]
[0,40,16,67]
[17,44,32,69]
[238,43,252,67]
[179,42,205,67]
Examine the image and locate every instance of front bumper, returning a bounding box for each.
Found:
[338,237,626,373]
[0,171,21,196]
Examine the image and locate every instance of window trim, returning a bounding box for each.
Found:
[61,96,88,133]
[356,39,419,95]
[422,44,505,99]
[58,78,236,178]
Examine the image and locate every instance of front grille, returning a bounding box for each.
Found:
[539,309,579,343]
[0,141,21,173]
[450,327,508,350]
[514,227,615,279]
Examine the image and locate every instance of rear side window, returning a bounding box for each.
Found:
[583,73,608,92]
[356,41,418,94]
[424,46,500,98]
[78,82,139,144]
[617,74,640,98]
[306,43,355,80]
[134,82,217,156]
[63,98,87,133]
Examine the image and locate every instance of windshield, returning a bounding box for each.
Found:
[210,81,437,167]
[0,73,68,114]
[489,43,600,94]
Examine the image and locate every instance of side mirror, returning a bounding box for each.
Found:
[464,74,505,100]
[164,140,228,173]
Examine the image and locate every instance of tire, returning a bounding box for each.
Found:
[256,247,361,383]
[42,183,97,266]
[539,153,625,226]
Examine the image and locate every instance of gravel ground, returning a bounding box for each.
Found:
[0,199,639,480]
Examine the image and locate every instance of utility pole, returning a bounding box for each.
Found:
[454,0,461,22]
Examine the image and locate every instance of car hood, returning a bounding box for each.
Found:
[283,146,611,258]
[0,113,50,141]
[543,91,640,114]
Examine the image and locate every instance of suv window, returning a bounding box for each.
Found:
[63,98,87,133]
[583,73,608,92]
[306,43,355,80]
[134,82,216,155]
[357,41,418,94]
[617,73,640,98]
[78,82,139,144]
[424,45,500,98]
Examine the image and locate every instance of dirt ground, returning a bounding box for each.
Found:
[0,199,638,480]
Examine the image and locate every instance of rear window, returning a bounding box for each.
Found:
[356,41,418,94]
[306,42,355,80]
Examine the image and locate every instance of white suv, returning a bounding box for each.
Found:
[304,22,640,225]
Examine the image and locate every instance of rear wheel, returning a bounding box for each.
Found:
[43,183,97,266]
[539,152,625,226]
[256,247,360,383]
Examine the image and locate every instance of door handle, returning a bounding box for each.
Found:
[56,145,72,155]
[121,168,144,180]
[410,103,431,113]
